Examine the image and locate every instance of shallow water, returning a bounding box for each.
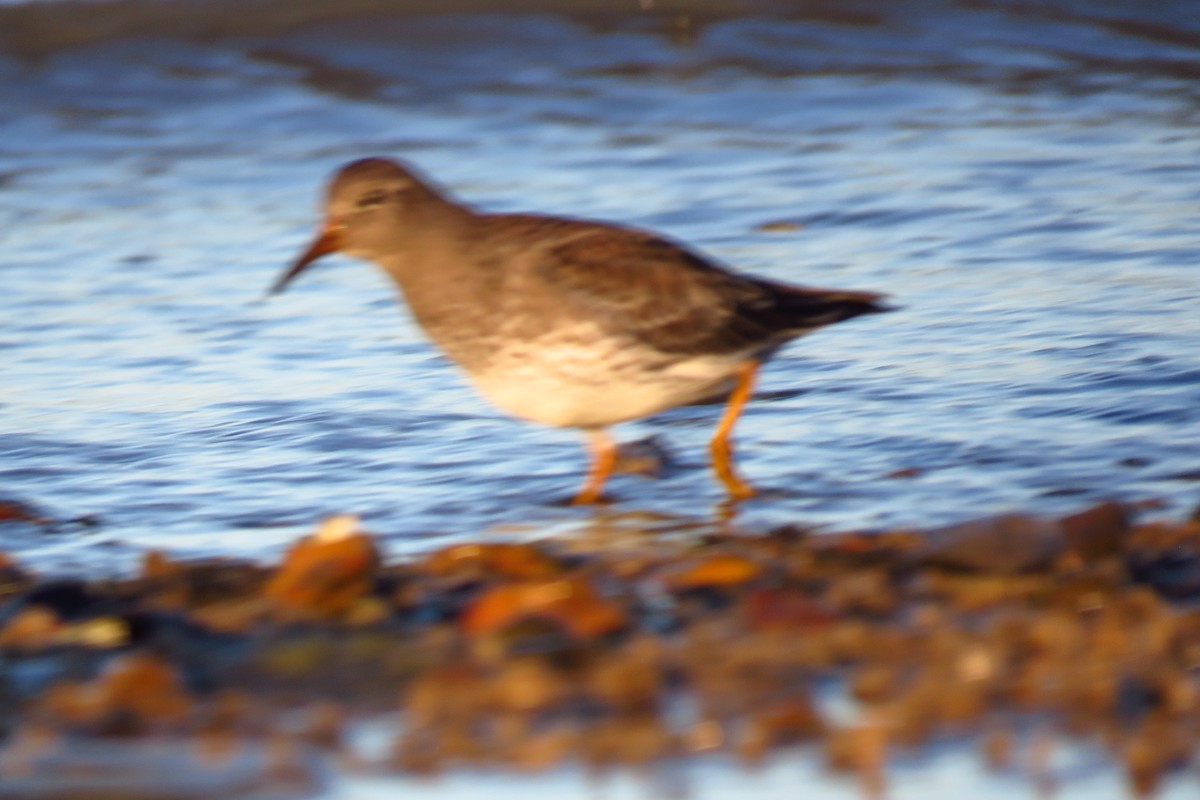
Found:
[2,0,1199,572]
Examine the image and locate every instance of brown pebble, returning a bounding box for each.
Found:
[95,652,193,725]
[918,514,1063,573]
[509,725,578,771]
[461,577,626,641]
[39,652,192,731]
[743,588,837,632]
[405,664,489,729]
[490,657,568,714]
[1028,729,1058,800]
[938,678,988,725]
[297,700,345,749]
[887,686,936,749]
[580,714,676,767]
[586,647,662,713]
[1123,742,1160,798]
[666,552,762,590]
[824,568,896,615]
[0,606,61,650]
[263,731,323,792]
[612,436,673,478]
[1059,501,1130,562]
[191,596,270,634]
[685,719,724,752]
[851,663,901,705]
[0,723,62,778]
[828,619,875,662]
[739,696,826,764]
[392,728,445,774]
[982,727,1014,771]
[191,726,242,767]
[343,596,391,627]
[263,515,380,619]
[824,723,888,800]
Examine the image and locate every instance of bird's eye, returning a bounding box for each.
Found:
[356,189,389,209]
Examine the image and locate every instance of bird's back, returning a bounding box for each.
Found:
[472,213,888,359]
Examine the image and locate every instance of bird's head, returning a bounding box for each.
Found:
[268,157,441,296]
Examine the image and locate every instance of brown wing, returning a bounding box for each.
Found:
[535,224,889,356]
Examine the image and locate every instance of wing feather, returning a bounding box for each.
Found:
[533,224,889,356]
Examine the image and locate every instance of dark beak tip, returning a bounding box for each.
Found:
[265,276,291,298]
[265,266,305,299]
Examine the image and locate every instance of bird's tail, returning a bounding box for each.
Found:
[762,281,895,332]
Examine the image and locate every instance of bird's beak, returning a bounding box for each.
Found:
[267,221,345,297]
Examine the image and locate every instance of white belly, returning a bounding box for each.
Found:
[466,333,748,429]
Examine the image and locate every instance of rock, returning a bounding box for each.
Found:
[263,515,380,620]
[0,499,50,526]
[1128,546,1200,601]
[2,580,101,622]
[981,726,1014,771]
[612,436,675,479]
[39,652,192,732]
[490,657,569,714]
[1060,501,1130,562]
[462,577,626,642]
[665,553,762,591]
[915,514,1063,573]
[739,696,826,763]
[742,588,837,632]
[0,606,62,650]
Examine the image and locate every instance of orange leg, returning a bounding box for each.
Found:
[710,360,760,501]
[572,429,618,505]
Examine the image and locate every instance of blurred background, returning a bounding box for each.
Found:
[1,0,1198,572]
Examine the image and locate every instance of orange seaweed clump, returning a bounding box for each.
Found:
[264,514,380,620]
[665,552,763,590]
[461,577,626,642]
[38,652,192,732]
[0,606,62,650]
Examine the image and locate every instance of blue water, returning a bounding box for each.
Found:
[2,1,1199,572]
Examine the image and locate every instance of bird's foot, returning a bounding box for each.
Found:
[722,477,759,502]
[569,488,615,506]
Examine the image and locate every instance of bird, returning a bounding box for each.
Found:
[269,157,889,504]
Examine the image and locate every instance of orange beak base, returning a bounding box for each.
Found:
[268,222,345,297]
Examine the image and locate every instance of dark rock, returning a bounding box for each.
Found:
[914,514,1062,573]
[1,580,105,623]
[1128,547,1200,601]
[0,498,51,525]
[1060,501,1130,562]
